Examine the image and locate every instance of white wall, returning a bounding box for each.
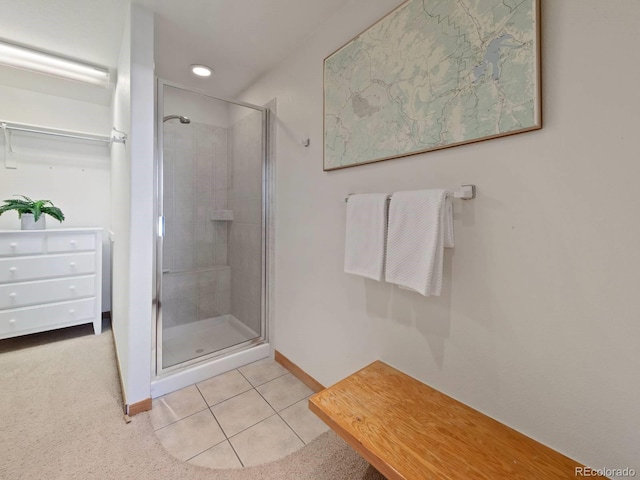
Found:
[110,6,132,401]
[240,0,640,474]
[110,4,154,407]
[0,84,112,310]
[163,86,229,128]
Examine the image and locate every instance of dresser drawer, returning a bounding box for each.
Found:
[0,298,95,336]
[0,275,96,309]
[0,252,96,283]
[0,235,46,256]
[47,233,96,253]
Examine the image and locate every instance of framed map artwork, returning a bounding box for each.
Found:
[323,0,541,171]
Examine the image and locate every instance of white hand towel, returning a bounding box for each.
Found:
[344,193,389,281]
[385,189,454,296]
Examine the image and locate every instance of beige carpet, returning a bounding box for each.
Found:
[0,323,384,480]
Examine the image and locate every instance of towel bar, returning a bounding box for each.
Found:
[345,184,476,202]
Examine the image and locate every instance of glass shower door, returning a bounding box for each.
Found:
[156,80,266,371]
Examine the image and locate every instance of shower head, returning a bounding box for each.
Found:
[163,115,191,124]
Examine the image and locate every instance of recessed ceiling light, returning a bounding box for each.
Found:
[191,64,213,77]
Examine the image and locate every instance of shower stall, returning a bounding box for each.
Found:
[152,80,270,395]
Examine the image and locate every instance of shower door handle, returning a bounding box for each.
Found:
[158,216,165,237]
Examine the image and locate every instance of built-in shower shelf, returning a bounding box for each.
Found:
[211,210,233,221]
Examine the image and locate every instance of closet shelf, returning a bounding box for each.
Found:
[1,120,126,146]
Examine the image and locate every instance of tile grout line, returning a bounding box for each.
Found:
[204,369,280,439]
[236,368,252,385]
[205,385,255,409]
[199,368,284,466]
[277,395,316,446]
[156,363,297,467]
[196,375,246,468]
[154,404,210,432]
[195,382,230,442]
[183,438,228,464]
[252,383,306,446]
[237,366,289,388]
[252,372,314,414]
[276,411,307,446]
[226,434,246,468]
[154,398,228,466]
[225,409,278,439]
[152,364,288,431]
[194,383,209,408]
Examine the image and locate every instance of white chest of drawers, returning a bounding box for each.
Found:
[0,228,103,339]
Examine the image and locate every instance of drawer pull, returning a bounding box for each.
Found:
[9,267,16,272]
[69,286,76,290]
[69,309,75,314]
[9,293,16,298]
[9,243,17,248]
[8,319,15,324]
[70,240,77,246]
[69,262,77,267]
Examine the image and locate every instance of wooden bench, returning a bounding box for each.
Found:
[309,361,602,480]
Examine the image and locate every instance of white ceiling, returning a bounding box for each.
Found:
[0,0,351,102]
[135,0,351,97]
[0,0,128,69]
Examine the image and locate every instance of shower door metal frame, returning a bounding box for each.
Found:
[153,78,270,378]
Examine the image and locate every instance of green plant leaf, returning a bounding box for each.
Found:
[17,195,34,204]
[0,196,64,222]
[33,200,43,222]
[41,206,65,223]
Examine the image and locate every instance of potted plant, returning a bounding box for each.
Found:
[0,195,65,230]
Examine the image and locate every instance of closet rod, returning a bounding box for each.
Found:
[1,121,112,144]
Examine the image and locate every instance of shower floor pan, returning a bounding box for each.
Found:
[162,315,259,368]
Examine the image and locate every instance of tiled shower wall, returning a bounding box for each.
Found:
[228,110,263,335]
[162,121,231,328]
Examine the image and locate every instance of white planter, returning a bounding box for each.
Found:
[21,213,46,230]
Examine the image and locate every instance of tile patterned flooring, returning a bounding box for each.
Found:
[150,359,329,468]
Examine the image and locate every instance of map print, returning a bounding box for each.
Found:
[324,0,539,170]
